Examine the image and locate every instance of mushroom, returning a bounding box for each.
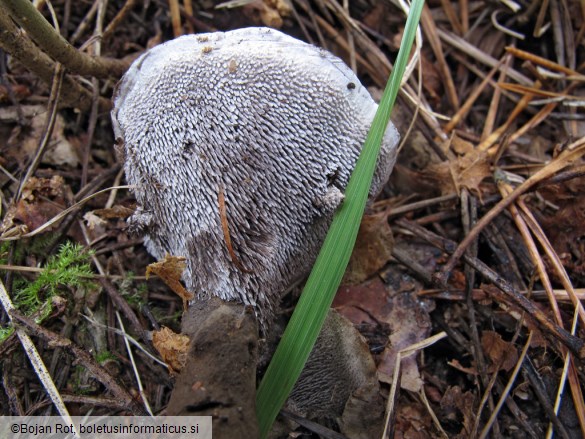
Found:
[112,27,399,331]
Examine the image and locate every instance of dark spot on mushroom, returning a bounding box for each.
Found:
[228,59,237,73]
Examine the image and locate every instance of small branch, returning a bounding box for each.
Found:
[10,310,147,416]
[0,0,128,78]
[396,218,585,359]
[15,63,64,202]
[0,5,110,111]
[435,139,585,285]
[102,0,140,43]
[0,277,74,423]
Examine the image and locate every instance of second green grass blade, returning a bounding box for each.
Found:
[256,1,425,436]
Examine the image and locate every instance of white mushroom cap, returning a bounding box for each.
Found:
[112,27,399,330]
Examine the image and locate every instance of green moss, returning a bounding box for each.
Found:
[12,241,95,321]
[0,326,14,344]
[95,351,117,364]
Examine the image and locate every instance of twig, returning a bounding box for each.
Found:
[0,186,131,241]
[482,52,513,140]
[280,409,348,439]
[522,358,571,439]
[80,0,107,188]
[103,0,140,42]
[506,46,583,77]
[439,0,462,35]
[470,354,502,438]
[437,28,532,85]
[81,314,166,367]
[14,63,64,202]
[397,218,585,358]
[69,0,99,45]
[419,386,449,439]
[391,246,433,285]
[421,4,459,110]
[478,332,533,439]
[0,0,128,78]
[115,311,153,416]
[9,309,147,415]
[498,182,585,433]
[476,82,539,152]
[436,138,585,285]
[444,55,506,134]
[0,278,77,429]
[0,5,107,111]
[79,221,151,346]
[382,332,447,439]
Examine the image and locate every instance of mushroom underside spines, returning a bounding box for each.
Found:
[112,27,399,330]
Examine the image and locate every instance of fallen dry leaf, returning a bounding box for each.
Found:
[83,211,107,231]
[334,275,432,392]
[339,382,385,439]
[379,292,430,392]
[481,330,519,373]
[343,211,394,285]
[427,147,491,196]
[451,135,475,155]
[146,255,193,310]
[539,178,585,281]
[334,277,389,325]
[440,386,476,438]
[6,105,79,167]
[395,403,434,439]
[152,326,190,374]
[10,175,71,233]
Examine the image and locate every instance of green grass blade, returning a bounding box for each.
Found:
[256,1,426,437]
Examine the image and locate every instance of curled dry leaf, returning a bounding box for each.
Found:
[152,326,190,375]
[427,141,491,196]
[440,386,476,437]
[7,175,71,234]
[83,211,107,231]
[342,212,394,285]
[481,330,519,373]
[146,255,193,310]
